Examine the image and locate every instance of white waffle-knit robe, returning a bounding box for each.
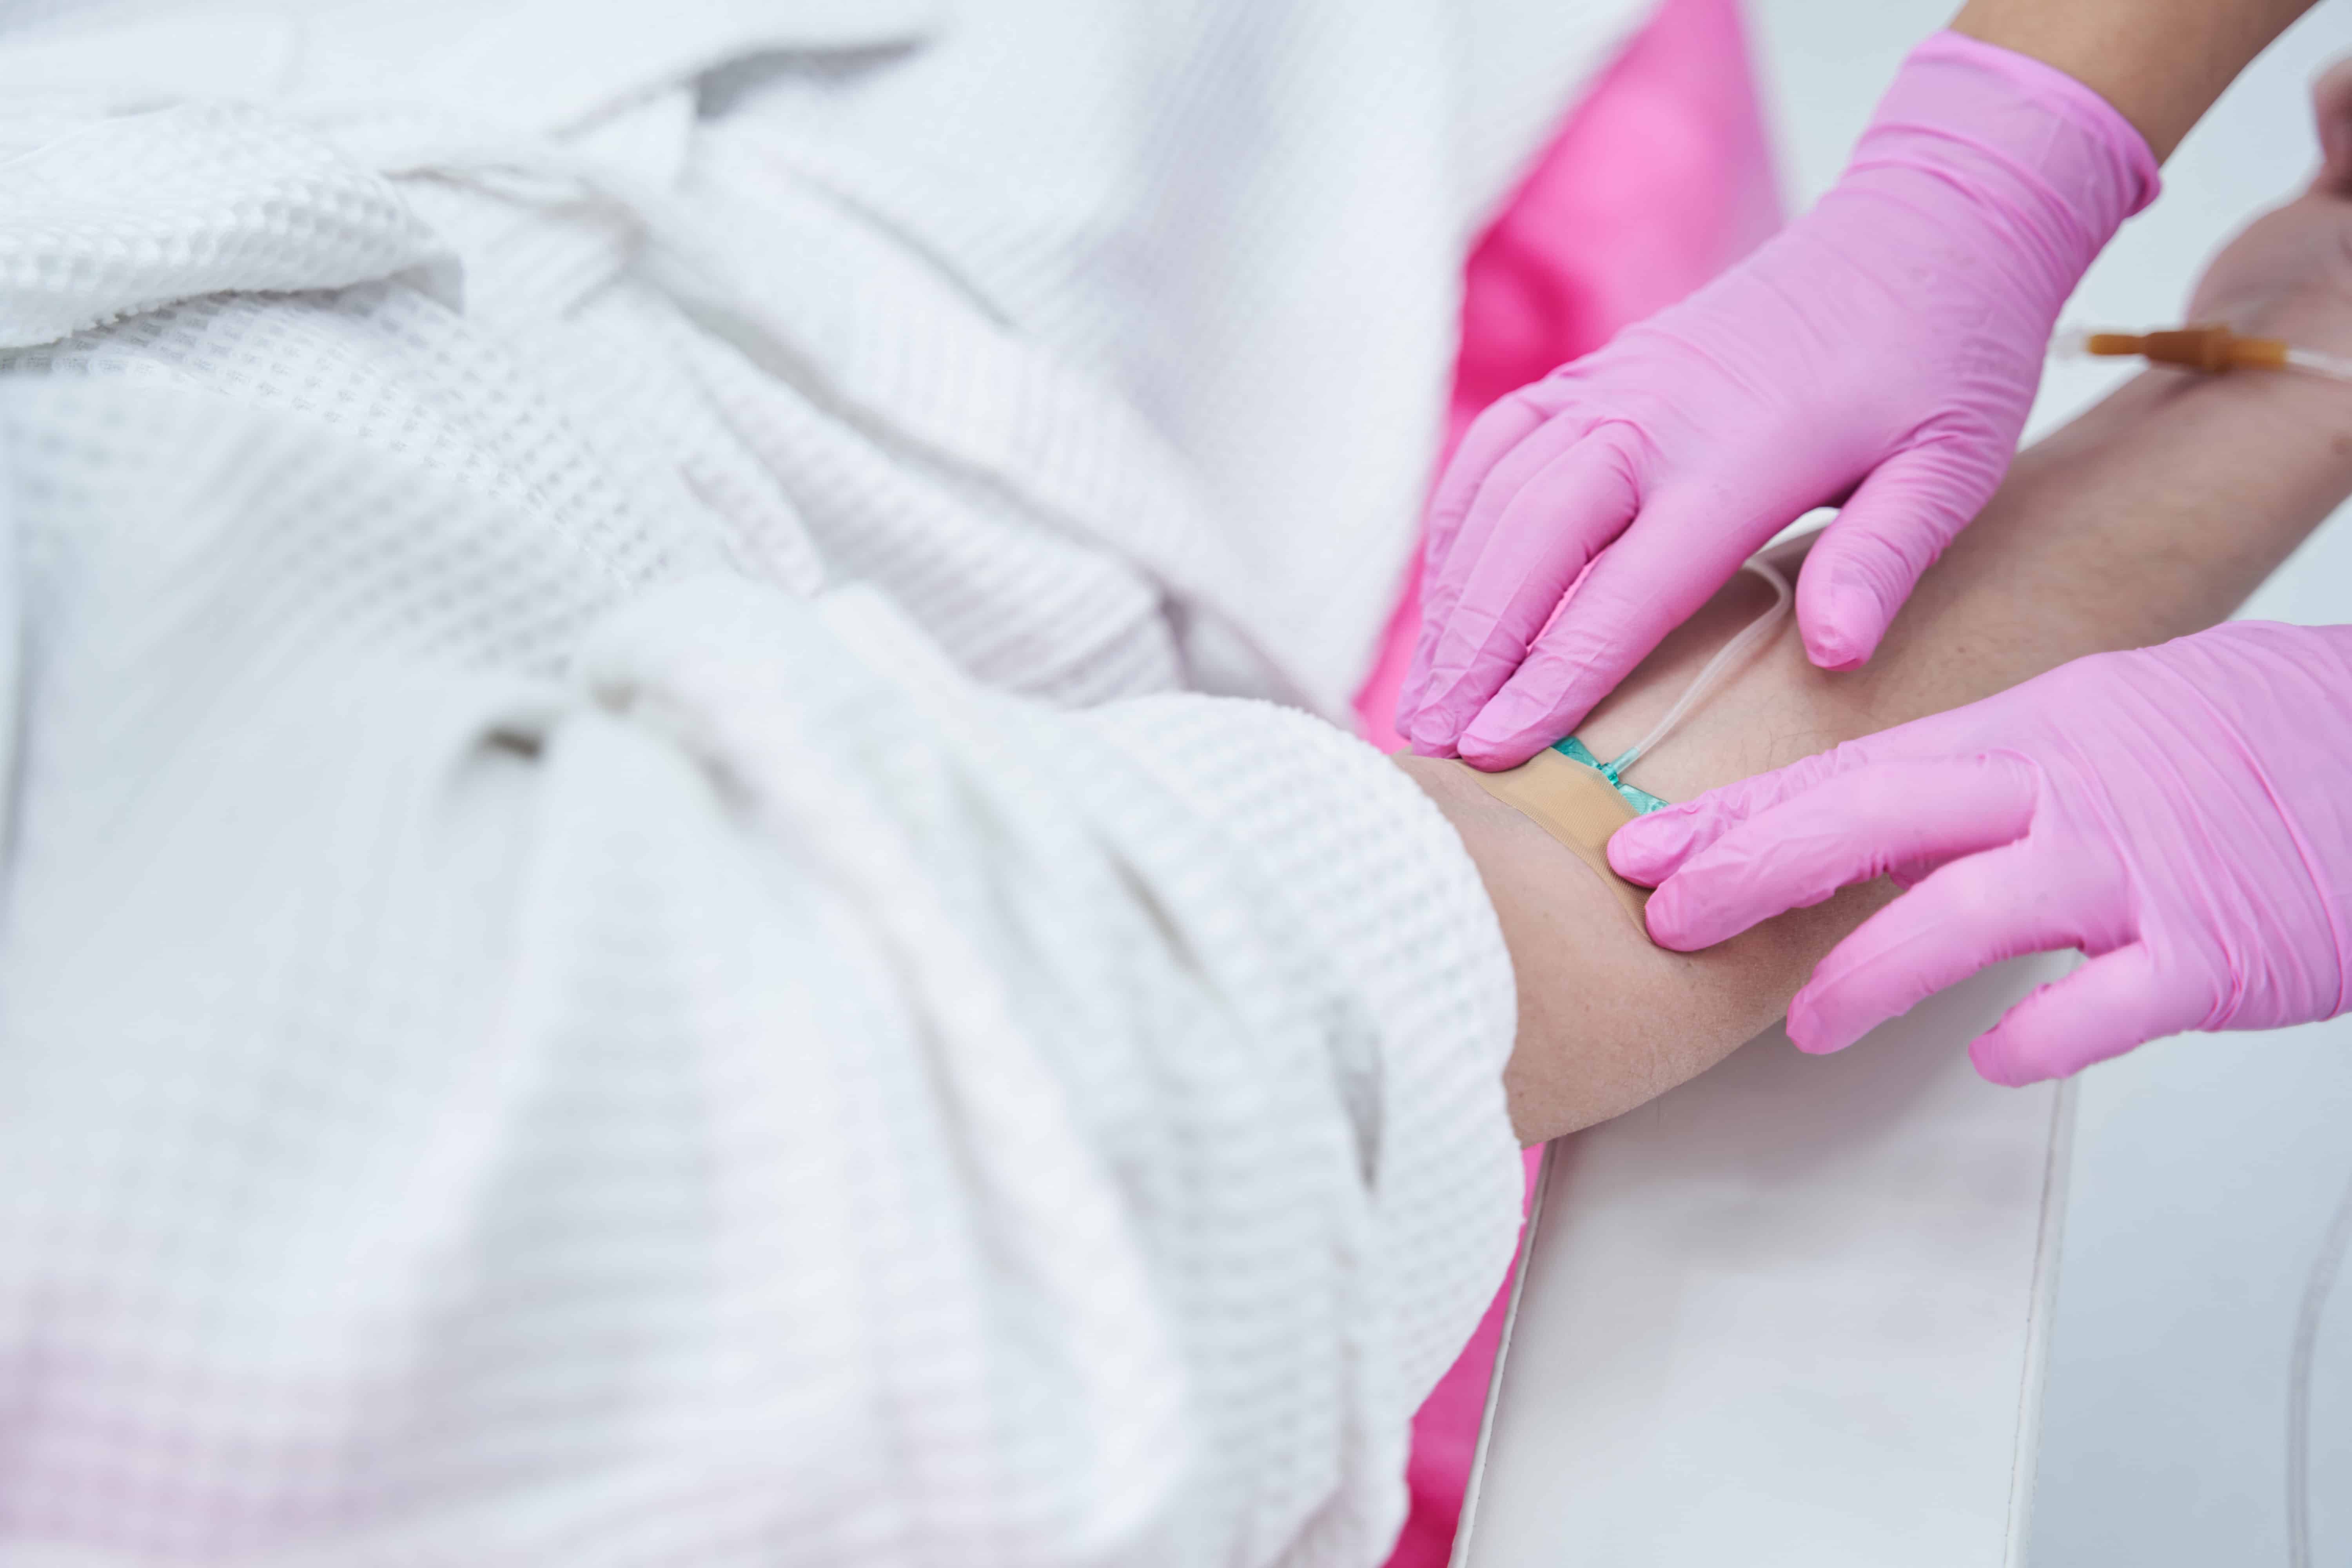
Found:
[0,0,1643,1559]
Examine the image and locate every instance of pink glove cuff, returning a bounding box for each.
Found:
[1865,30,2161,275]
[2188,621,2352,1023]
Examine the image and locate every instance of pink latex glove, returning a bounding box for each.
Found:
[1401,31,2158,768]
[1607,624,2352,1086]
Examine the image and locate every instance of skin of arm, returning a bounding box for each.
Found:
[1951,0,2316,160]
[1403,178,2352,1145]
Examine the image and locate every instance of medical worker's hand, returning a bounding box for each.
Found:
[1401,31,2158,769]
[1606,624,2352,1087]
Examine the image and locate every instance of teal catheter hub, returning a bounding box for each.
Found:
[1553,736,1671,816]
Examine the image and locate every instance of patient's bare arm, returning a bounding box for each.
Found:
[1405,183,2352,1143]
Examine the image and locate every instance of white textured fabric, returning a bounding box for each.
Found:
[0,0,1637,1559]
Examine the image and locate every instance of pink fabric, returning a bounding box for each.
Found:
[1354,0,1779,757]
[1354,3,1781,1563]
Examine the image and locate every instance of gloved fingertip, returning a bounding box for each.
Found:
[1605,838,1657,887]
[1799,579,1889,671]
[1799,612,1878,672]
[1785,991,1860,1056]
[1606,818,1686,885]
[1457,709,1549,769]
[1459,684,1565,763]
[1967,1032,2047,1089]
[1458,732,1544,770]
[1635,886,1681,945]
[1635,883,1715,951]
[1400,712,1461,757]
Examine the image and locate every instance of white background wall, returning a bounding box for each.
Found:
[1744,3,2352,1559]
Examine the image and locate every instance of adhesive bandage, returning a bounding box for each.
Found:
[1451,555,1794,924]
[1461,745,1650,925]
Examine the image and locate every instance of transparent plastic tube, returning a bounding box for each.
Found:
[1601,557,1792,780]
[2286,346,2352,385]
[2288,1160,2352,1568]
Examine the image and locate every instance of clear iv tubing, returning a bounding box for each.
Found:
[2288,1160,2352,1568]
[1599,557,1792,781]
[2279,346,2352,383]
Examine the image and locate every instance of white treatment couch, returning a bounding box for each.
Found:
[1454,955,2074,1567]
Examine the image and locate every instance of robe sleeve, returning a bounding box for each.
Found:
[0,383,1521,1566]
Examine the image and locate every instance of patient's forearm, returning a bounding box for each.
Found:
[1597,361,2352,802]
[1408,274,2352,1143]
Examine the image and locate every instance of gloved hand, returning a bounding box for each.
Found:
[1400,31,2158,768]
[1606,623,2352,1086]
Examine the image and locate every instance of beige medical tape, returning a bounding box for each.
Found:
[1463,749,1651,926]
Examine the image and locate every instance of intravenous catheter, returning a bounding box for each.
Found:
[1581,557,1791,800]
[2055,322,2352,383]
[1454,557,1793,918]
